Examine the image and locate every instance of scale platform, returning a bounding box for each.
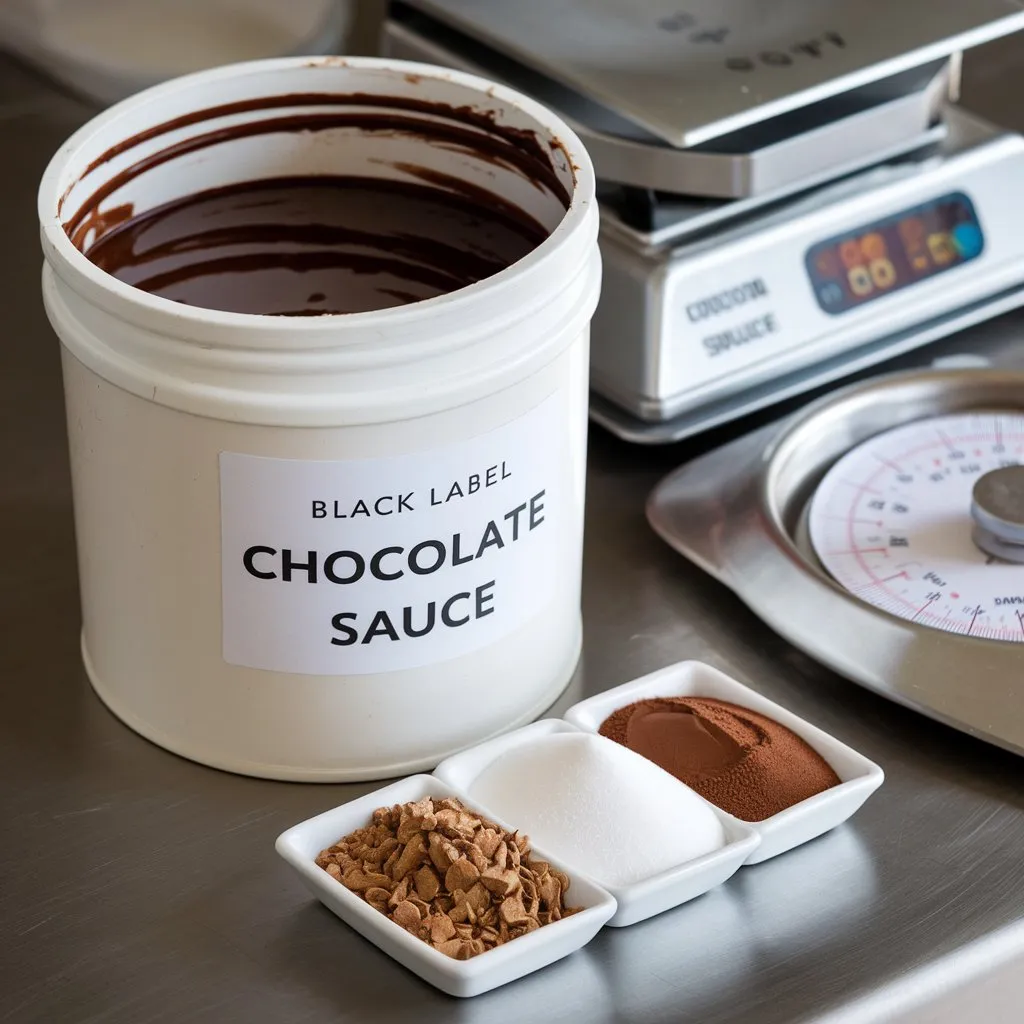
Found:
[385,0,1024,442]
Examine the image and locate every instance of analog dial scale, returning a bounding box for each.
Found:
[808,412,1024,641]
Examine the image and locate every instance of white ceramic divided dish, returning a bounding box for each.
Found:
[275,774,616,998]
[563,661,884,865]
[433,719,760,927]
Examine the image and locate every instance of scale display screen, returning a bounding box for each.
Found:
[805,192,984,315]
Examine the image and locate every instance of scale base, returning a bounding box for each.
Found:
[590,279,1024,443]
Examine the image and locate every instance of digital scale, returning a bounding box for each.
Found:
[384,0,1024,441]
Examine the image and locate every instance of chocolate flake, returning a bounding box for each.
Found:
[317,796,580,960]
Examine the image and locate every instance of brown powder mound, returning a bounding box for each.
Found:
[599,696,841,821]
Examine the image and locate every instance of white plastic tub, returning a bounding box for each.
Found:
[38,56,600,781]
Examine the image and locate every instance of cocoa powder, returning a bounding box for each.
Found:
[316,796,578,960]
[599,697,840,821]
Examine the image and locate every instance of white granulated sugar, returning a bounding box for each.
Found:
[468,732,726,887]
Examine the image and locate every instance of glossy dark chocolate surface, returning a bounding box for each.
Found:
[84,175,547,315]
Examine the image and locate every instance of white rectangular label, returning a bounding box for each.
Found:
[220,393,569,675]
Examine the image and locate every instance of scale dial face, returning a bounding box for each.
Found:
[808,412,1024,642]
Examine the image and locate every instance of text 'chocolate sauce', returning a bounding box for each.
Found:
[84,175,548,316]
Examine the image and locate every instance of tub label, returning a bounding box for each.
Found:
[219,392,573,675]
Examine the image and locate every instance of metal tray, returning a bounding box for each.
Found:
[646,368,1024,754]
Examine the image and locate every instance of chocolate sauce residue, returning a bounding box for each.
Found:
[84,175,548,316]
[77,92,565,196]
[64,92,571,244]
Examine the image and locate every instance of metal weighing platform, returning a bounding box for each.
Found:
[5,24,1024,1024]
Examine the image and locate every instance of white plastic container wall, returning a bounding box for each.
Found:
[38,56,599,781]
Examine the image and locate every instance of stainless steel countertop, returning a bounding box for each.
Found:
[5,39,1024,1024]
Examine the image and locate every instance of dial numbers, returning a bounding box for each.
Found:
[808,413,1024,642]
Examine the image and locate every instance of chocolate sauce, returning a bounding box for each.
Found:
[73,93,570,212]
[63,92,571,245]
[84,175,548,316]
